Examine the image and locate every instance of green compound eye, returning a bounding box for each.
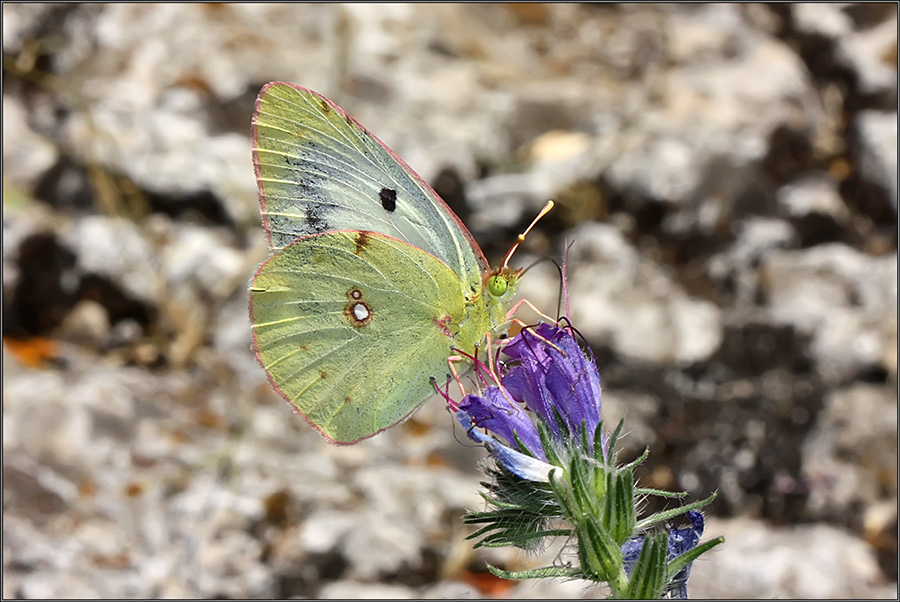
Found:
[488,275,508,297]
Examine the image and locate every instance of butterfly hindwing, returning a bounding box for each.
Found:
[250,230,486,443]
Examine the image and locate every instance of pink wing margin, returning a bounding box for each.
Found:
[250,81,491,272]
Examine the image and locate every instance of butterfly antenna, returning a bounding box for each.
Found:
[502,200,555,268]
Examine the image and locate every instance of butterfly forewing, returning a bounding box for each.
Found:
[252,82,486,291]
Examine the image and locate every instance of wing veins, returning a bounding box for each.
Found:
[258,94,470,273]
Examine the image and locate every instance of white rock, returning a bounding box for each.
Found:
[298,510,357,555]
[342,508,424,581]
[566,223,722,363]
[837,13,899,97]
[465,172,545,231]
[60,215,160,304]
[856,110,898,209]
[760,245,897,380]
[802,384,897,518]
[318,580,417,599]
[607,7,822,205]
[777,173,849,220]
[792,4,854,38]
[59,299,112,347]
[706,217,797,307]
[691,518,890,598]
[2,95,58,189]
[159,221,247,300]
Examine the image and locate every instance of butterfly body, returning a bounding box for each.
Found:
[250,82,519,443]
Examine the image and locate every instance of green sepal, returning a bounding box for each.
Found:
[610,468,636,543]
[547,469,577,525]
[486,564,584,580]
[623,446,650,470]
[635,492,717,531]
[579,419,592,453]
[606,417,626,465]
[463,463,564,551]
[576,514,623,582]
[593,419,606,464]
[537,419,564,469]
[635,487,687,499]
[666,536,724,580]
[624,532,667,599]
[464,507,556,550]
[474,528,574,549]
[512,430,537,458]
[570,453,599,516]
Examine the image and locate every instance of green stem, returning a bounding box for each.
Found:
[609,565,630,598]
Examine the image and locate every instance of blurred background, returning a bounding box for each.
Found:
[2,4,897,598]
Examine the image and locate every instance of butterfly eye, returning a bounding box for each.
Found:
[488,275,508,297]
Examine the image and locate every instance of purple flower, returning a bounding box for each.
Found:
[456,409,555,482]
[621,510,705,599]
[503,323,601,448]
[456,386,543,458]
[453,323,603,479]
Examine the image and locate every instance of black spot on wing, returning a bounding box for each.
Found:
[265,152,336,246]
[266,201,331,248]
[379,188,397,212]
[306,204,328,233]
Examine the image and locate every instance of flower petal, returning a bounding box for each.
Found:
[456,410,555,482]
[503,359,558,437]
[457,387,543,457]
[503,324,601,448]
[543,330,601,443]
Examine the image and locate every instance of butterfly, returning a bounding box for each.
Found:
[250,82,545,444]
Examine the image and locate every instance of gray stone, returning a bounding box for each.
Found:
[606,6,822,206]
[837,11,898,98]
[2,96,59,190]
[59,215,160,305]
[706,217,798,307]
[802,384,897,520]
[58,300,112,348]
[760,245,897,381]
[566,223,723,363]
[776,173,849,221]
[856,110,898,209]
[319,581,417,599]
[690,518,891,599]
[792,4,854,38]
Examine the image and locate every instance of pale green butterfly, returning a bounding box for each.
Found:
[250,82,543,444]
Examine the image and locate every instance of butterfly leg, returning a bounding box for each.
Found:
[479,333,523,412]
[493,297,564,353]
[504,297,557,323]
[483,333,503,386]
[446,354,469,398]
[433,374,462,411]
[495,317,568,357]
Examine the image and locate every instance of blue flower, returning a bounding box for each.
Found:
[454,323,603,480]
[621,510,705,599]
